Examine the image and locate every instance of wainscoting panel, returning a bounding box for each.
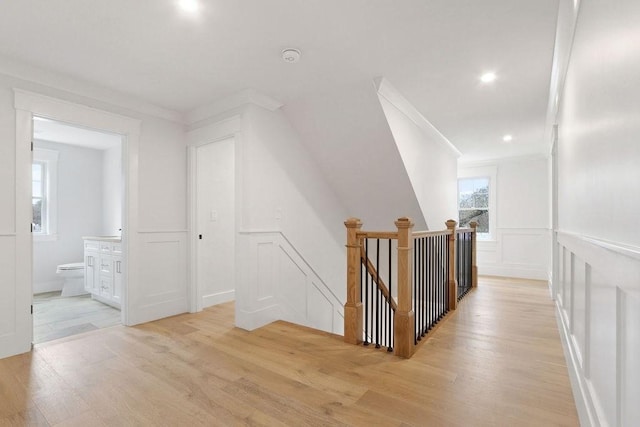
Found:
[130,231,188,325]
[621,291,640,425]
[478,228,551,280]
[256,241,276,302]
[555,231,640,427]
[237,230,343,335]
[0,235,17,339]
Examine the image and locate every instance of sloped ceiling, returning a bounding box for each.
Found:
[0,0,559,161]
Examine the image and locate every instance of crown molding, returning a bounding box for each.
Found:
[0,54,184,124]
[186,88,283,126]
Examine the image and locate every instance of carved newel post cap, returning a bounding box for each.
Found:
[445,219,458,229]
[344,218,362,228]
[395,217,414,228]
[469,221,478,229]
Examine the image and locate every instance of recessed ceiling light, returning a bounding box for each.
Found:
[503,134,513,142]
[480,72,497,83]
[178,0,199,13]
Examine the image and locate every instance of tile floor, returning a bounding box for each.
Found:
[33,292,121,344]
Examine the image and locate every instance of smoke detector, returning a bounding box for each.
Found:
[282,48,301,63]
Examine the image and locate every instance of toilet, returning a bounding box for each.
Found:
[56,262,88,297]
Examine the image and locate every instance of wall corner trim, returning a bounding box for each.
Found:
[374,76,462,158]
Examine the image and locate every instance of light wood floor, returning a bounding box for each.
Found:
[33,292,121,344]
[0,277,578,426]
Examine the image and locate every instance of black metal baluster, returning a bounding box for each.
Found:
[364,239,369,345]
[443,235,447,316]
[416,237,419,340]
[417,237,422,340]
[375,239,380,348]
[389,239,393,351]
[425,237,429,331]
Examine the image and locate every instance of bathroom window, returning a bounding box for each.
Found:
[32,148,58,241]
[458,176,491,239]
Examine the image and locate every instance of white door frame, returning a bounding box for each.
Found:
[14,89,141,341]
[187,115,242,312]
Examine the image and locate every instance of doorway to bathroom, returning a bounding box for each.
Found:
[31,117,124,344]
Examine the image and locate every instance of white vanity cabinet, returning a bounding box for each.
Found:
[84,240,100,294]
[83,237,122,309]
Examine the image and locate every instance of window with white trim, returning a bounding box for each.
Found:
[32,148,58,241]
[458,176,490,237]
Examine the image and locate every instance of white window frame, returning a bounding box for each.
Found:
[32,147,59,242]
[458,165,497,241]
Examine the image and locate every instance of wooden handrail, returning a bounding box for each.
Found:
[360,250,398,311]
[412,229,452,238]
[345,217,477,359]
[356,231,399,240]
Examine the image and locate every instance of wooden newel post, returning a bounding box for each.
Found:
[469,221,478,288]
[446,219,458,310]
[394,217,415,358]
[344,218,363,345]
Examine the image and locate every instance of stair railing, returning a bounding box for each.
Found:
[344,217,478,358]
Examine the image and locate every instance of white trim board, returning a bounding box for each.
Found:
[375,77,461,158]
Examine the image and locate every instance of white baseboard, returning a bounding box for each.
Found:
[33,280,63,294]
[235,303,281,331]
[202,290,235,308]
[479,264,549,281]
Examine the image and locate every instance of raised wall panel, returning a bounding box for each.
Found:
[278,247,307,320]
[557,244,565,305]
[621,290,640,426]
[563,249,572,329]
[572,255,586,368]
[588,268,617,426]
[256,241,275,301]
[0,236,16,338]
[556,231,640,426]
[133,232,188,324]
[501,232,548,266]
[477,229,551,280]
[308,282,334,333]
[237,231,344,335]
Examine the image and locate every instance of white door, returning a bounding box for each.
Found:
[0,110,33,358]
[196,138,235,308]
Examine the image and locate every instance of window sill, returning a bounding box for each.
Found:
[34,233,58,242]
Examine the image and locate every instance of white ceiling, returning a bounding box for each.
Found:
[33,118,122,150]
[0,0,560,161]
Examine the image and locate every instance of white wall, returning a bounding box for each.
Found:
[283,79,426,230]
[102,144,121,236]
[0,70,188,358]
[552,0,640,425]
[460,155,551,280]
[187,101,348,334]
[32,141,103,293]
[377,79,459,230]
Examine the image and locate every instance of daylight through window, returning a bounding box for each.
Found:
[458,177,489,235]
[32,161,47,233]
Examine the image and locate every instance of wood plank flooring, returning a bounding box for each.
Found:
[0,277,579,426]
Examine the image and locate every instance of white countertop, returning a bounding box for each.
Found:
[82,236,121,242]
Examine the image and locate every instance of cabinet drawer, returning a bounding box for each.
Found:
[112,243,122,254]
[99,256,113,275]
[85,241,100,251]
[100,242,112,253]
[99,276,112,297]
